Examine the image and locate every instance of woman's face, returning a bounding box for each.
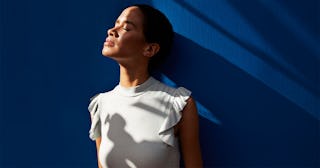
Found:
[102,6,147,63]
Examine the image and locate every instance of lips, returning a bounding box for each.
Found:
[104,38,115,47]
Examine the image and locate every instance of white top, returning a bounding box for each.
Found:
[88,77,191,168]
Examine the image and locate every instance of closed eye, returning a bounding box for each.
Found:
[122,26,130,31]
[115,19,135,31]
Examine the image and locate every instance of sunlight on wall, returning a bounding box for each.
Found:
[153,0,320,120]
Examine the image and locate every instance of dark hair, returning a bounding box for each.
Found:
[133,4,174,72]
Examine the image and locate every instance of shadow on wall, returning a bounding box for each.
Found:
[173,0,319,96]
[159,33,320,167]
[170,0,319,121]
[226,0,320,90]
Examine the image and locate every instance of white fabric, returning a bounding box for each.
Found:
[88,77,191,168]
[88,94,101,140]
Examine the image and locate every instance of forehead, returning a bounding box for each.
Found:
[118,6,144,24]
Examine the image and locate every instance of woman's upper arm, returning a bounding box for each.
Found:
[95,137,102,168]
[90,109,102,168]
[178,97,203,168]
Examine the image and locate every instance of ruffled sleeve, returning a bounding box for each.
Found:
[88,93,101,141]
[158,87,191,147]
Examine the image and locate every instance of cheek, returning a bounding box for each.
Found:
[119,34,146,50]
[122,33,145,43]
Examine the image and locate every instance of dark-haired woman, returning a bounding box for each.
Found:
[89,4,202,168]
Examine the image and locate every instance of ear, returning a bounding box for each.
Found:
[143,43,160,58]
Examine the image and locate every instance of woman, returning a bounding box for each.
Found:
[89,4,202,168]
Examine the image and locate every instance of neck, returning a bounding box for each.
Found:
[119,64,150,88]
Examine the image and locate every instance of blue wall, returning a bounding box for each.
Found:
[1,0,319,167]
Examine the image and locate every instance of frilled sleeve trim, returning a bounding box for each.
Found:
[158,87,191,147]
[88,93,101,141]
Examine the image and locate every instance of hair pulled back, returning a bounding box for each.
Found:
[133,4,174,72]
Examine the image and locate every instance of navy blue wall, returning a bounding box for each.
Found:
[1,0,319,167]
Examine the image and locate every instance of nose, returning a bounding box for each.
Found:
[108,26,119,38]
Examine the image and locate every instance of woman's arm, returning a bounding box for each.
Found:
[90,113,102,168]
[178,97,203,168]
[95,137,102,168]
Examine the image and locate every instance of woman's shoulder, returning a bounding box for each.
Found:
[151,77,191,97]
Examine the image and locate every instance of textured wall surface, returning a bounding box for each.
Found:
[1,0,319,167]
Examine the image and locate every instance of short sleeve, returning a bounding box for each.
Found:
[88,94,101,141]
[158,87,191,147]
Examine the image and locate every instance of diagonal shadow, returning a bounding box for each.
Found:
[173,0,319,96]
[257,0,320,58]
[226,0,319,94]
[160,32,320,167]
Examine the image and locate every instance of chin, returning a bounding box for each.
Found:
[102,49,113,57]
[101,51,109,57]
[102,51,120,61]
[102,46,119,56]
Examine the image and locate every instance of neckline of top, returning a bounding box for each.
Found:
[114,77,157,97]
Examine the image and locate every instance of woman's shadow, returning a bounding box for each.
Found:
[104,113,171,168]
